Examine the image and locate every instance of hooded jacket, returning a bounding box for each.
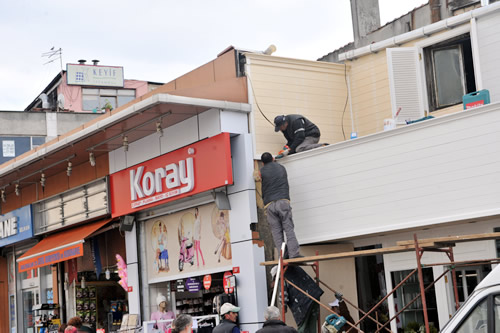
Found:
[280,114,320,153]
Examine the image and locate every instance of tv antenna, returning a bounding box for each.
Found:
[42,47,63,73]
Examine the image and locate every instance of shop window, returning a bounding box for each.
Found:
[423,33,476,112]
[454,265,492,303]
[82,88,135,112]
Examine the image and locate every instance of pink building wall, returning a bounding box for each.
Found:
[57,72,149,113]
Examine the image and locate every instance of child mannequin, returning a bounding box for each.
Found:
[151,293,175,332]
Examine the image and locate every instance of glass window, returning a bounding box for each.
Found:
[432,46,464,107]
[82,88,135,111]
[455,298,488,333]
[22,288,39,333]
[495,227,500,258]
[494,295,500,332]
[424,33,476,112]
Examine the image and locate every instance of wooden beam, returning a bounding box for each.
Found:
[396,232,500,247]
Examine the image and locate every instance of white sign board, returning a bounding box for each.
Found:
[2,140,15,157]
[67,64,124,87]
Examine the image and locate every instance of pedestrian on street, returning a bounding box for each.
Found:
[256,152,301,259]
[67,317,93,333]
[213,303,241,333]
[256,306,298,333]
[273,114,327,158]
[171,314,193,333]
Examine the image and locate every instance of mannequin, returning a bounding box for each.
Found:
[151,293,175,332]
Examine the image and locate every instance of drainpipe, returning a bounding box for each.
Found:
[430,0,441,23]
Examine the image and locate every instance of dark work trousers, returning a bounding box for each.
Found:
[266,199,300,258]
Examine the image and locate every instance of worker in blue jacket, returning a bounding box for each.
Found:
[274,114,327,158]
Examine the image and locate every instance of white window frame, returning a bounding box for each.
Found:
[415,24,480,113]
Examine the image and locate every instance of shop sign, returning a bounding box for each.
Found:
[233,267,240,274]
[185,278,202,292]
[203,275,212,290]
[223,271,235,294]
[0,205,33,248]
[67,64,124,87]
[176,279,185,292]
[19,243,83,272]
[110,133,233,218]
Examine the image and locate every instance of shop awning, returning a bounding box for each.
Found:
[17,219,112,272]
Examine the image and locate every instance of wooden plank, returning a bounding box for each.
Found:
[396,232,500,246]
[261,243,438,266]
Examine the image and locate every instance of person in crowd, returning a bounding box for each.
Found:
[255,152,301,259]
[213,303,241,333]
[256,306,298,333]
[273,114,327,158]
[67,317,92,333]
[64,326,78,333]
[58,323,68,333]
[171,314,193,333]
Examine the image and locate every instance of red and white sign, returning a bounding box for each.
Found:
[223,271,235,294]
[110,133,233,217]
[127,286,133,292]
[203,275,212,290]
[233,266,240,274]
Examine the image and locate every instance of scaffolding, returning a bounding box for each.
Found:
[261,231,500,333]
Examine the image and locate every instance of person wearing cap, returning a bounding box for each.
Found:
[151,293,175,332]
[256,152,301,259]
[256,306,298,333]
[329,293,354,332]
[273,114,326,158]
[213,303,241,333]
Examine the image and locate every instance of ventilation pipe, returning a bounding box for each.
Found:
[92,59,100,65]
[39,93,50,109]
[78,59,86,64]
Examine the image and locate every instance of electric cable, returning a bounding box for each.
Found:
[247,74,275,127]
[340,62,349,141]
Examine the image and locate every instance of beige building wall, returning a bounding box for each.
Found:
[245,54,348,157]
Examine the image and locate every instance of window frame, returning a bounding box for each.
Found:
[81,88,136,111]
[414,24,479,114]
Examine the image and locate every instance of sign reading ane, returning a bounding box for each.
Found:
[110,133,233,217]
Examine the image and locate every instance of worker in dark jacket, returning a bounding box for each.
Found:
[213,303,241,333]
[274,114,326,157]
[256,306,298,333]
[256,152,301,259]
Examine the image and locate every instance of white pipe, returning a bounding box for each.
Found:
[270,242,287,306]
[339,2,500,61]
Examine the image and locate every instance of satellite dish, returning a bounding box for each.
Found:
[39,93,49,109]
[57,94,65,111]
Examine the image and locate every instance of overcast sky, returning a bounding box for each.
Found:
[0,0,426,111]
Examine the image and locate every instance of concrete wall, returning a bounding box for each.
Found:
[0,111,101,136]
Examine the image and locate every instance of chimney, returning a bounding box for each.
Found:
[92,59,100,66]
[78,59,86,64]
[350,0,381,46]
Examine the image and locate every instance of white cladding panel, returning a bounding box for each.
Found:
[476,12,500,102]
[280,103,500,244]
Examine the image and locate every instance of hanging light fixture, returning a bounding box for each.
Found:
[81,276,86,289]
[156,120,163,137]
[40,172,46,188]
[15,184,20,196]
[1,189,5,203]
[89,152,96,167]
[123,136,129,152]
[66,161,72,177]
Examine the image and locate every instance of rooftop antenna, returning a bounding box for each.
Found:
[41,47,63,74]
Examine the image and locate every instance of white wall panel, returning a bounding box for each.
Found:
[127,133,161,167]
[280,103,500,244]
[476,12,500,102]
[221,111,248,134]
[159,116,199,155]
[198,108,220,139]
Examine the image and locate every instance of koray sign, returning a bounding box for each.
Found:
[110,133,233,217]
